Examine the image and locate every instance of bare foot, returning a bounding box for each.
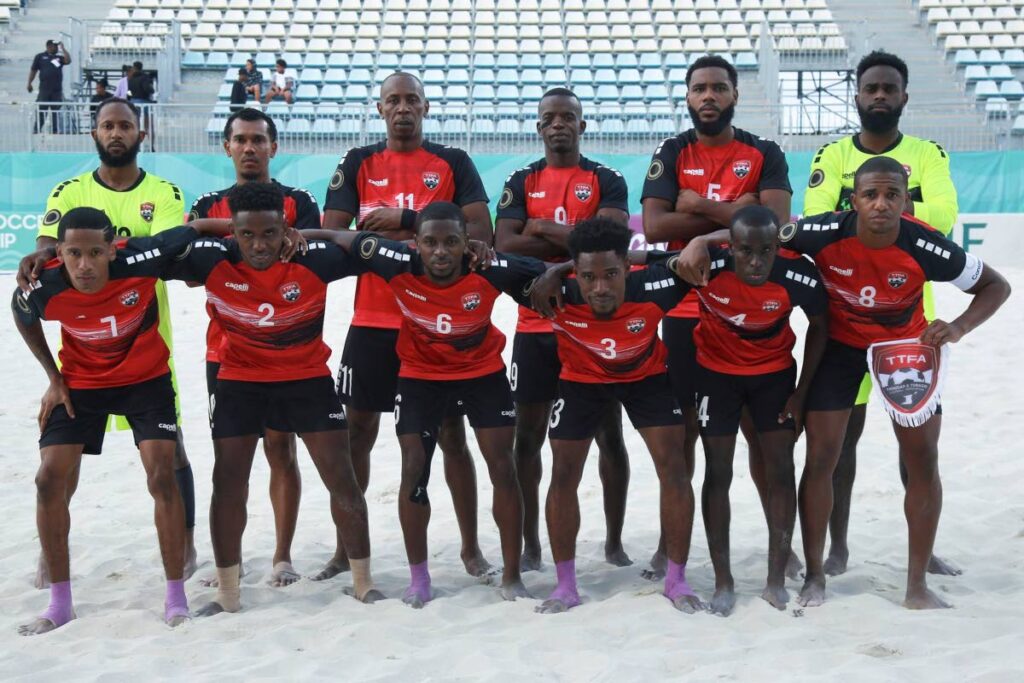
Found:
[521,547,543,572]
[310,556,350,582]
[33,554,49,590]
[709,586,736,616]
[761,584,790,610]
[536,598,575,614]
[500,580,533,601]
[269,561,301,587]
[903,587,952,610]
[670,594,705,614]
[166,612,190,627]
[195,601,231,617]
[18,616,65,636]
[344,586,387,603]
[183,542,198,582]
[605,544,633,567]
[823,548,848,577]
[461,549,493,578]
[641,549,667,581]
[927,555,962,576]
[199,560,244,588]
[786,550,805,580]
[796,577,826,607]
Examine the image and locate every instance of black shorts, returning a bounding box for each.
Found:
[695,363,797,437]
[395,370,516,436]
[39,373,178,455]
[337,326,401,413]
[662,316,699,412]
[212,376,347,438]
[510,331,561,404]
[805,339,869,412]
[549,373,683,441]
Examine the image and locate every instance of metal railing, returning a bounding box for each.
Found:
[66,19,182,102]
[0,102,1019,155]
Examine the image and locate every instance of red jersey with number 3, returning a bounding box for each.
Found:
[641,128,791,318]
[694,246,827,375]
[350,233,545,379]
[497,156,629,334]
[324,141,489,329]
[781,211,984,349]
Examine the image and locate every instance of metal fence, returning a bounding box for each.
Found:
[1,101,1020,155]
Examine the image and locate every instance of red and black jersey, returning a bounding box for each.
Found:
[350,233,545,381]
[781,211,983,349]
[694,245,827,375]
[550,263,692,384]
[641,127,791,318]
[497,156,629,334]
[324,140,489,330]
[189,180,321,363]
[11,227,198,389]
[163,238,363,382]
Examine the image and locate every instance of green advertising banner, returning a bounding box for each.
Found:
[2,151,1022,270]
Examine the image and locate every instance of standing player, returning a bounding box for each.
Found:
[320,72,495,580]
[311,202,541,605]
[803,51,960,577]
[189,108,320,587]
[13,208,209,634]
[641,55,794,577]
[28,98,197,584]
[676,157,1010,609]
[526,218,703,614]
[495,87,632,570]
[165,183,382,614]
[691,206,828,615]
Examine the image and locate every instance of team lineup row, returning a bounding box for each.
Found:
[11,52,1011,636]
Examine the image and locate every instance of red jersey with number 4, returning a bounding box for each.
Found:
[189,181,322,362]
[694,246,827,375]
[164,238,363,381]
[781,211,984,349]
[11,227,199,389]
[497,156,629,334]
[324,141,489,329]
[351,233,545,380]
[551,262,691,383]
[641,128,791,318]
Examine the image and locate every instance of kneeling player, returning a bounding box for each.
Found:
[692,207,827,615]
[310,201,543,606]
[529,218,704,614]
[165,183,382,613]
[12,208,201,634]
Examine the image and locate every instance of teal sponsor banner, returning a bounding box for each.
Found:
[2,150,1022,269]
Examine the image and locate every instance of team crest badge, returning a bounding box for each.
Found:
[869,339,948,428]
[888,271,908,288]
[120,290,139,306]
[280,282,301,302]
[626,318,645,333]
[139,202,155,222]
[733,160,751,179]
[423,172,440,190]
[462,292,481,311]
[762,299,781,312]
[574,183,593,202]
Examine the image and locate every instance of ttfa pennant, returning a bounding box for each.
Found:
[868,338,949,428]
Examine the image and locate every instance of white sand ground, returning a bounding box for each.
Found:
[0,268,1021,682]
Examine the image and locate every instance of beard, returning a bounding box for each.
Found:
[688,103,736,137]
[857,102,903,135]
[95,136,142,168]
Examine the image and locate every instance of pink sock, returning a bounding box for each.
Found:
[663,560,696,601]
[546,560,581,607]
[165,579,189,621]
[41,580,74,627]
[404,561,432,603]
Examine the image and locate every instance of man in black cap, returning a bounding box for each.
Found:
[28,39,71,133]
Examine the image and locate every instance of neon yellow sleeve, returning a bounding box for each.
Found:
[151,182,186,235]
[912,143,958,236]
[802,143,844,216]
[37,180,79,240]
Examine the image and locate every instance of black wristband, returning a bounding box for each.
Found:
[400,209,417,232]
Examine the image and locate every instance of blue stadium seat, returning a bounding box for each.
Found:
[497,54,519,69]
[337,119,362,135]
[639,53,662,68]
[593,54,615,69]
[345,84,370,102]
[521,54,542,69]
[522,69,543,85]
[990,65,1014,81]
[1004,49,1024,67]
[652,118,676,135]
[183,52,206,68]
[954,49,979,66]
[641,68,665,84]
[977,49,1003,65]
[473,69,496,84]
[621,85,645,101]
[544,53,566,69]
[618,69,642,85]
[292,102,316,117]
[424,69,446,84]
[312,118,337,134]
[472,84,496,101]
[472,53,496,70]
[266,101,289,117]
[449,54,470,69]
[327,53,351,69]
[319,84,343,101]
[368,119,387,135]
[522,85,544,102]
[300,68,324,86]
[625,119,650,133]
[424,54,447,70]
[574,84,596,101]
[422,119,442,134]
[222,67,236,83]
[296,84,320,101]
[206,117,225,135]
[448,69,470,85]
[349,68,372,85]
[316,103,341,117]
[286,118,312,135]
[471,119,496,134]
[596,85,620,101]
[985,97,1010,117]
[424,84,444,100]
[645,84,669,101]
[496,118,520,134]
[649,103,673,117]
[1011,114,1024,135]
[281,53,304,68]
[1000,80,1024,99]
[217,83,233,99]
[544,69,568,86]
[229,52,248,68]
[736,52,758,70]
[497,85,520,101]
[601,118,625,133]
[601,102,625,118]
[964,65,989,82]
[665,53,687,68]
[442,119,468,134]
[615,54,638,70]
[568,54,591,69]
[375,54,396,70]
[667,68,688,84]
[974,80,999,99]
[497,68,519,84]
[445,84,469,100]
[570,68,594,85]
[324,68,347,84]
[255,52,276,69]
[353,53,375,68]
[304,54,326,70]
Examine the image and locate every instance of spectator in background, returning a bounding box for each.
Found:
[243,59,263,103]
[264,59,294,105]
[230,69,248,113]
[90,79,113,124]
[28,39,71,133]
[114,64,130,99]
[128,61,155,106]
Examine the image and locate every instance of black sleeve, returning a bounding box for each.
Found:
[350,232,415,282]
[323,147,365,214]
[118,226,201,278]
[779,256,828,317]
[907,224,981,290]
[291,188,322,229]
[481,252,548,301]
[188,192,218,221]
[11,286,43,327]
[640,137,680,203]
[777,211,845,258]
[633,262,691,312]
[757,139,793,193]
[159,235,227,283]
[705,244,731,278]
[296,240,366,283]
[643,249,678,265]
[448,149,489,206]
[495,168,529,222]
[596,164,629,212]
